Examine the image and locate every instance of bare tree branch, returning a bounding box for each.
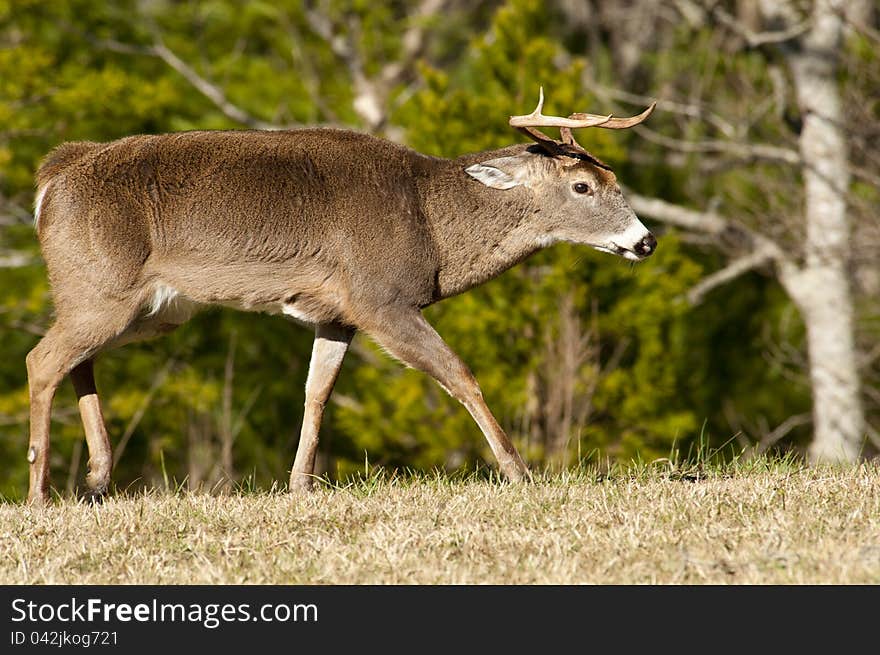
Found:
[713,6,812,47]
[113,357,176,468]
[752,413,812,456]
[671,0,707,28]
[302,5,356,62]
[686,246,776,304]
[303,0,452,132]
[381,0,448,85]
[625,191,802,295]
[93,38,150,56]
[65,437,83,495]
[99,38,287,130]
[303,7,383,130]
[866,424,880,450]
[151,41,286,130]
[625,193,781,304]
[625,191,788,262]
[631,116,871,199]
[634,113,880,194]
[0,196,38,226]
[584,78,737,138]
[220,330,237,479]
[279,14,338,123]
[2,316,46,337]
[0,252,36,268]
[839,8,880,43]
[105,2,451,134]
[625,191,730,235]
[634,124,802,165]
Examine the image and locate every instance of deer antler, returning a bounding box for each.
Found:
[509,87,615,129]
[510,87,656,155]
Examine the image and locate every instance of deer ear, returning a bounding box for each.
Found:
[465,155,532,190]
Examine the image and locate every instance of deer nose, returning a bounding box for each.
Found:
[634,233,656,257]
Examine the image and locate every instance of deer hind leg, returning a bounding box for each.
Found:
[69,359,112,497]
[26,325,93,504]
[26,305,139,504]
[290,322,354,493]
[363,309,530,483]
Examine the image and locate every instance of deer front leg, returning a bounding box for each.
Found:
[363,308,530,482]
[290,322,354,493]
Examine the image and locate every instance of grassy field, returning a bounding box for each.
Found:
[2,460,879,584]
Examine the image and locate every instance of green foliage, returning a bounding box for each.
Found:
[3,0,856,498]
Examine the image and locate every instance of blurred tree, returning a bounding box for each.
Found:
[586,0,879,461]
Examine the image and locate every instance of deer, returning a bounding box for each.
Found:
[25,88,656,504]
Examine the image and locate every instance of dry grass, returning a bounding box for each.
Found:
[2,461,879,584]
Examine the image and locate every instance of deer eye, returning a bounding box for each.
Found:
[573,182,591,195]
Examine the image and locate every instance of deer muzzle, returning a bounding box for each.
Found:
[605,219,656,261]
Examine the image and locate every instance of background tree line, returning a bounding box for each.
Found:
[0,0,877,498]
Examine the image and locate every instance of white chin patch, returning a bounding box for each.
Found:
[590,243,641,260]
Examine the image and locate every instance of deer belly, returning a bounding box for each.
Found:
[212,292,337,326]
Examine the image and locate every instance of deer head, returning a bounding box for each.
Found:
[465,88,657,261]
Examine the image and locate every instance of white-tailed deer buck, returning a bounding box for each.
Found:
[26,89,656,503]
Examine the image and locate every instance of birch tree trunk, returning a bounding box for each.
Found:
[583,0,871,460]
[773,0,865,461]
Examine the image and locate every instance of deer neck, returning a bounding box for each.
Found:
[419,150,543,300]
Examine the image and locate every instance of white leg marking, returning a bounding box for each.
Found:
[304,336,348,396]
